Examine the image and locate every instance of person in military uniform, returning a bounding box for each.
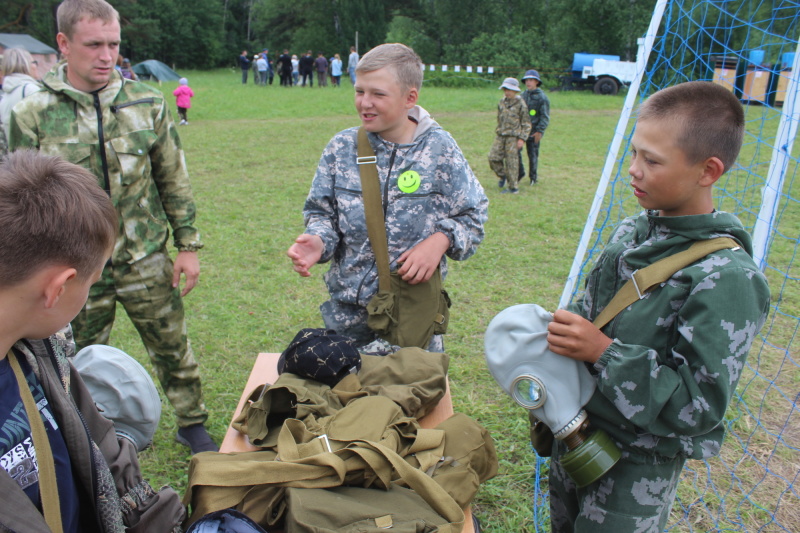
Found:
[9,0,217,454]
[488,77,530,194]
[287,43,488,351]
[518,69,550,185]
[544,82,769,531]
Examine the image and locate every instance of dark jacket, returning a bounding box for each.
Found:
[299,55,314,75]
[0,329,185,532]
[239,54,251,70]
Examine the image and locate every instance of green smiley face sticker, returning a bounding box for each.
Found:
[398,170,421,193]
[529,109,537,116]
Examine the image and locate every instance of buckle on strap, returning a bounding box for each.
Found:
[631,269,646,299]
[357,156,377,165]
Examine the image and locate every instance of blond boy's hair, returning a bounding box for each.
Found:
[637,81,744,172]
[0,150,117,287]
[356,43,423,92]
[57,0,119,39]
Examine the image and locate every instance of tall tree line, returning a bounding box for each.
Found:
[2,0,655,70]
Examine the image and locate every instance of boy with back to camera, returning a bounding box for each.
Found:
[544,81,770,531]
[287,43,488,352]
[0,150,184,532]
[489,77,531,194]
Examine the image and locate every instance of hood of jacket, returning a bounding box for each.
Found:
[2,73,41,95]
[408,105,437,142]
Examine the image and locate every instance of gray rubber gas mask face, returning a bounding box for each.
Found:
[484,304,620,487]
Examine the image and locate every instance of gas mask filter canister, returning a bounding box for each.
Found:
[484,304,620,487]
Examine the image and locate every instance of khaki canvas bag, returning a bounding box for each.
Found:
[357,127,451,349]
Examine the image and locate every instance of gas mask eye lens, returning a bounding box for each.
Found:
[511,375,546,409]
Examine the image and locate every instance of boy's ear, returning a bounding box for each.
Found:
[43,267,78,309]
[699,156,726,187]
[405,87,419,108]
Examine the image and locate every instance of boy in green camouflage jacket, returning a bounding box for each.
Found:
[545,81,770,531]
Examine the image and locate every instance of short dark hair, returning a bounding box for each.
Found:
[0,150,117,286]
[637,81,745,172]
[57,0,119,40]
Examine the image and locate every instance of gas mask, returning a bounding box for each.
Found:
[484,304,620,487]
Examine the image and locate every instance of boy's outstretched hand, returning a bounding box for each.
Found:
[397,232,450,284]
[547,309,613,364]
[287,234,324,277]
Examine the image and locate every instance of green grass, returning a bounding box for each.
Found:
[112,70,617,529]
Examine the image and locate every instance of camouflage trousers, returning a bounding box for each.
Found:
[518,137,541,183]
[549,440,685,532]
[72,248,208,428]
[488,135,522,190]
[320,299,444,352]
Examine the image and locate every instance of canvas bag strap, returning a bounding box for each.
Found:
[7,350,64,533]
[357,127,392,293]
[593,237,739,330]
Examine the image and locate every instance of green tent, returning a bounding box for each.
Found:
[132,60,180,82]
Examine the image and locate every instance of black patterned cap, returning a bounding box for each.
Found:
[277,328,361,387]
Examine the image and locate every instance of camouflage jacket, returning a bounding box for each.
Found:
[304,106,488,308]
[1,328,184,532]
[9,63,202,265]
[520,87,550,138]
[571,210,770,460]
[494,95,531,140]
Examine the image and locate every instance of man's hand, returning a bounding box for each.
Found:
[173,251,200,297]
[547,309,612,364]
[533,132,543,144]
[516,138,525,149]
[287,234,324,277]
[396,232,450,284]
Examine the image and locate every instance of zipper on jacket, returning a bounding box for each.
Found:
[91,90,111,195]
[110,98,155,113]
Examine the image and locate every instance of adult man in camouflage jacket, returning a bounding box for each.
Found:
[9,0,216,454]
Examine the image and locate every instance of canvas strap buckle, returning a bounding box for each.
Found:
[357,156,377,165]
[631,269,646,299]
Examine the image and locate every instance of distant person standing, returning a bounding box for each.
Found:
[0,47,41,150]
[256,53,268,86]
[120,57,137,80]
[489,77,530,194]
[239,50,250,84]
[278,49,292,87]
[518,69,550,185]
[315,52,329,87]
[291,54,300,85]
[348,45,359,84]
[173,77,194,125]
[299,50,314,87]
[331,53,343,87]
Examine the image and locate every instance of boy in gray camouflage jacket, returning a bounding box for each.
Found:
[287,43,488,351]
[544,81,770,531]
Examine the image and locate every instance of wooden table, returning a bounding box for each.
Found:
[221,353,475,533]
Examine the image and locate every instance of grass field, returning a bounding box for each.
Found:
[112,70,626,530]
